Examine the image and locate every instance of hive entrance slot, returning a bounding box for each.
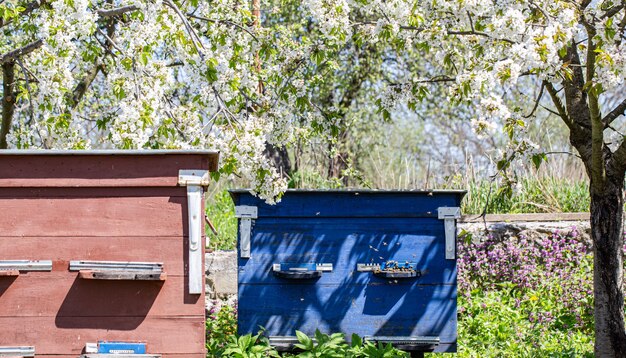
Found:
[364,336,439,352]
[80,355,161,358]
[70,261,166,281]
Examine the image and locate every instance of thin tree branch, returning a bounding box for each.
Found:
[446,30,515,44]
[163,0,204,57]
[187,14,260,42]
[97,5,139,18]
[524,81,545,118]
[540,104,564,117]
[544,80,572,127]
[0,39,43,65]
[96,27,124,54]
[68,64,102,108]
[603,98,626,127]
[415,76,456,83]
[601,4,625,19]
[14,57,33,124]
[545,150,582,159]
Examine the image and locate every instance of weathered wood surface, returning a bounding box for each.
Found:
[0,187,187,198]
[0,270,19,276]
[0,316,205,354]
[0,153,218,187]
[233,190,462,218]
[0,274,201,317]
[461,212,590,223]
[0,196,188,237]
[0,237,189,276]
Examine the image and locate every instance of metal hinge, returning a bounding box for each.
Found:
[0,346,35,357]
[438,207,461,260]
[178,169,210,295]
[235,206,258,259]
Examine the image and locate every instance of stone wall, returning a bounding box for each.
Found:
[204,219,591,311]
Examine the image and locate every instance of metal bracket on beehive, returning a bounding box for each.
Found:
[178,169,210,295]
[69,261,166,281]
[0,260,52,276]
[0,346,35,357]
[438,207,461,260]
[235,206,258,259]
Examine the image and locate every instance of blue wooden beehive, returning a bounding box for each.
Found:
[231,189,465,353]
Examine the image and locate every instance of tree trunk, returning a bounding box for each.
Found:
[591,171,626,357]
[1,61,15,149]
[264,143,292,178]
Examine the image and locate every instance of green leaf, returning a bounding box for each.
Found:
[121,57,133,71]
[531,153,547,169]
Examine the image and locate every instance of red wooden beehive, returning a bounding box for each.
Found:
[0,150,219,357]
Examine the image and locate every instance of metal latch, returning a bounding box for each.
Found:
[235,206,257,258]
[438,207,461,260]
[272,263,332,279]
[357,261,421,279]
[0,346,35,357]
[178,169,210,295]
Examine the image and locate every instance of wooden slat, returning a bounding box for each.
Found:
[0,187,187,198]
[0,316,205,354]
[239,283,457,347]
[0,273,203,317]
[0,237,194,276]
[232,191,464,218]
[0,196,187,237]
[461,212,590,223]
[0,154,218,188]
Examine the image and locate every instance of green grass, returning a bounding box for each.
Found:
[460,177,589,215]
[205,189,237,250]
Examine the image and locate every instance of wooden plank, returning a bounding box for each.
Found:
[0,187,187,198]
[0,316,205,354]
[461,212,590,223]
[0,273,203,317]
[239,218,455,285]
[0,237,193,276]
[238,283,457,346]
[0,154,218,188]
[232,191,464,218]
[0,196,188,237]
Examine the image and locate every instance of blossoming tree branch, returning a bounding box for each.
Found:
[2,0,626,355]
